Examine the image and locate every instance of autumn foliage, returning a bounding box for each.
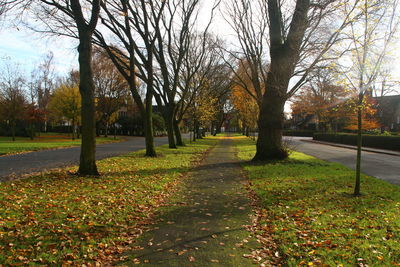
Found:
[291,83,381,131]
[230,60,260,132]
[343,95,381,131]
[291,83,349,131]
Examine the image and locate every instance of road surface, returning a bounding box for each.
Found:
[285,137,400,185]
[0,135,189,181]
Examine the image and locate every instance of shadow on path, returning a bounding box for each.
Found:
[119,138,256,266]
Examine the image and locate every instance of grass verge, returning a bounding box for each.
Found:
[0,134,122,156]
[0,137,217,265]
[235,136,400,266]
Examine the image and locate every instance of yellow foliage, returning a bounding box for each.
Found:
[48,84,81,124]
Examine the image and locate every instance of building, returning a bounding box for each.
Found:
[375,95,400,132]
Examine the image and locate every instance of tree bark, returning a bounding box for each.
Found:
[11,120,15,142]
[253,0,310,161]
[354,95,363,196]
[174,119,184,146]
[105,120,109,138]
[192,121,197,142]
[195,122,202,139]
[253,91,287,160]
[30,122,34,140]
[77,34,99,175]
[144,107,156,157]
[71,118,76,141]
[165,112,177,149]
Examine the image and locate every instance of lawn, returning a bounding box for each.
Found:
[0,134,122,156]
[235,136,400,266]
[0,137,217,265]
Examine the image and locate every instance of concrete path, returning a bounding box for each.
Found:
[285,136,400,185]
[0,135,188,181]
[124,138,256,266]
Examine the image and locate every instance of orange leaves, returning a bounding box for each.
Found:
[229,58,261,129]
[0,139,216,265]
[344,95,381,130]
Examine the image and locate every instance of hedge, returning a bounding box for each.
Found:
[283,130,315,137]
[313,133,400,151]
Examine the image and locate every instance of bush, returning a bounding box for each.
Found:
[313,133,400,151]
[283,130,315,137]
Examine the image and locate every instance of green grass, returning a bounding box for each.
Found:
[213,132,244,137]
[235,136,400,266]
[0,137,217,265]
[0,134,122,156]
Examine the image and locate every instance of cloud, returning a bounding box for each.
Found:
[0,28,78,75]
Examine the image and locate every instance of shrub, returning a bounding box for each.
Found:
[283,130,315,137]
[313,133,400,151]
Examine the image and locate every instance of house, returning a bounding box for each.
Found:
[374,95,400,132]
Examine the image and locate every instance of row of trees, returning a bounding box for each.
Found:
[2,0,231,176]
[3,0,399,195]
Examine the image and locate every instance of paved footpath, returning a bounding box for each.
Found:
[124,138,256,266]
[0,135,188,182]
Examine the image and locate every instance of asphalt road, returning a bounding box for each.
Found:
[0,135,189,181]
[285,137,400,185]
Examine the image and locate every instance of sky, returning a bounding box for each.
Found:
[0,27,78,74]
[0,1,399,113]
[0,1,233,76]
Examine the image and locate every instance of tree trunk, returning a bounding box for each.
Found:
[165,114,177,149]
[245,126,250,137]
[77,34,99,176]
[253,0,310,161]
[174,119,184,146]
[192,122,197,142]
[195,122,202,139]
[30,122,34,140]
[11,120,16,142]
[253,92,287,161]
[354,96,363,196]
[144,84,156,157]
[216,118,224,134]
[72,118,76,141]
[315,113,320,132]
[105,120,109,138]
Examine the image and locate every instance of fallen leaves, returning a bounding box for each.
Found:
[0,139,217,265]
[237,137,400,266]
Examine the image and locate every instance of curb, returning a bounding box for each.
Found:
[301,139,400,157]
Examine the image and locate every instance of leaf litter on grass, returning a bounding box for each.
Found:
[0,138,217,265]
[234,136,400,266]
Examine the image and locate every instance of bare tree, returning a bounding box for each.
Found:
[94,0,167,157]
[0,0,23,17]
[174,32,222,144]
[29,52,56,133]
[150,0,219,148]
[0,63,27,141]
[222,0,268,107]
[19,0,102,175]
[225,0,361,161]
[92,47,129,137]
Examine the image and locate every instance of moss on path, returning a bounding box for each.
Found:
[124,138,257,266]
